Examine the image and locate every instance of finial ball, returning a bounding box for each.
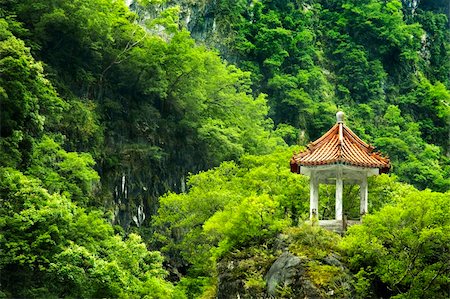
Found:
[336,111,345,123]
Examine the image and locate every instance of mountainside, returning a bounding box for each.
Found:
[0,0,449,298]
[137,0,450,191]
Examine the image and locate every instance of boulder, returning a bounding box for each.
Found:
[265,252,320,298]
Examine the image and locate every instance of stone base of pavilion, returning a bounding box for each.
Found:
[306,219,361,234]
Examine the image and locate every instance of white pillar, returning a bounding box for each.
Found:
[360,176,368,215]
[309,173,319,220]
[335,167,343,220]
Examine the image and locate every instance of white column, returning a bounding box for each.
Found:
[309,172,319,220]
[360,176,368,216]
[335,167,343,220]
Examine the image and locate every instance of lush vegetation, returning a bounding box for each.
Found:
[342,189,450,298]
[0,168,182,298]
[1,0,449,297]
[152,149,449,298]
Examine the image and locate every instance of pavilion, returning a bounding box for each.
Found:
[290,112,390,229]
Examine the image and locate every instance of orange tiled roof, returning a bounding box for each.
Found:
[291,122,390,172]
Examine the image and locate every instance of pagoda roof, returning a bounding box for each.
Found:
[291,114,390,172]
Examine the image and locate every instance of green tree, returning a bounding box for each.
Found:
[27,135,100,205]
[341,189,450,298]
[0,167,183,298]
[0,19,64,168]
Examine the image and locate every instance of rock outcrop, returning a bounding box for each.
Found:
[216,225,354,298]
[265,252,321,298]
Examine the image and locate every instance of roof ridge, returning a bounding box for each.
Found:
[342,125,373,152]
[309,123,339,149]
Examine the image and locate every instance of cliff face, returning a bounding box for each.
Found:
[402,0,450,26]
[129,0,450,58]
[128,0,241,61]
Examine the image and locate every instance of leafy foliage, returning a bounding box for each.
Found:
[341,189,450,298]
[0,168,182,298]
[27,135,100,204]
[0,20,64,168]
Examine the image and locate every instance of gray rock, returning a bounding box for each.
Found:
[265,252,322,298]
[322,253,343,268]
[265,252,303,296]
